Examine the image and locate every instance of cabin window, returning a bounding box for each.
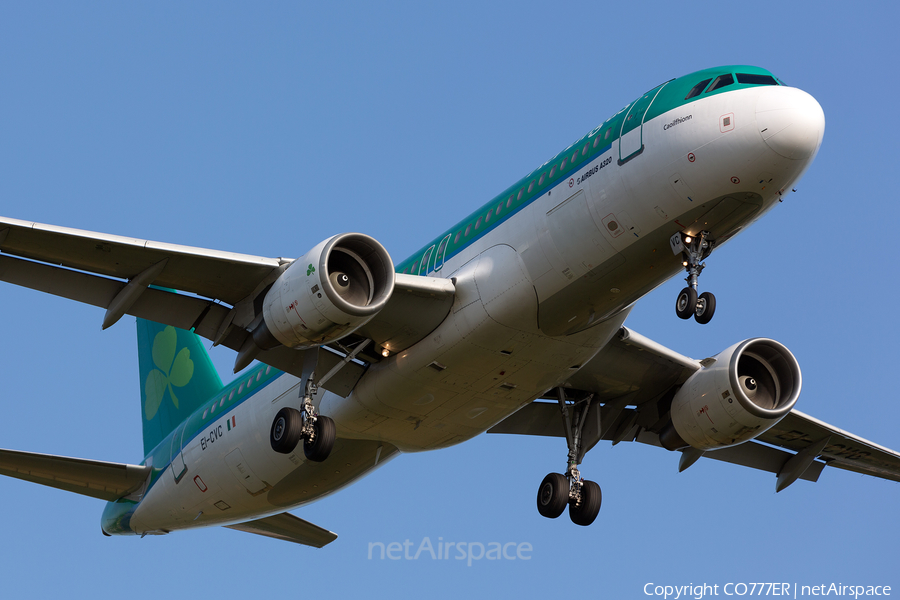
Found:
[593,137,600,148]
[211,403,216,414]
[527,180,535,193]
[571,151,578,164]
[412,260,419,272]
[202,409,208,419]
[266,366,272,375]
[220,397,225,407]
[550,165,557,178]
[435,235,451,271]
[465,224,471,236]
[560,158,568,171]
[604,128,611,140]
[475,216,483,230]
[517,189,524,201]
[454,231,461,244]
[506,196,513,208]
[485,210,491,223]
[256,371,262,382]
[707,74,734,92]
[229,390,235,401]
[419,246,435,275]
[238,384,244,394]
[582,143,588,156]
[539,173,546,186]
[684,78,712,100]
[736,73,778,86]
[496,203,502,216]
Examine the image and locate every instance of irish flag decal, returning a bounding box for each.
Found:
[226,415,236,431]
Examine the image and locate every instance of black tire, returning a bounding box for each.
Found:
[694,291,716,324]
[536,473,569,519]
[304,415,336,462]
[675,287,698,320]
[568,480,602,526]
[270,407,303,454]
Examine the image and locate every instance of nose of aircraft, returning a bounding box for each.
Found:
[756,86,825,160]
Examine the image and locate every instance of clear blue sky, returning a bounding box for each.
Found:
[1,2,897,598]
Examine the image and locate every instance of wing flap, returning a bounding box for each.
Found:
[0,217,282,304]
[758,410,900,483]
[694,441,825,482]
[0,448,151,502]
[224,512,337,547]
[564,327,700,405]
[0,254,231,335]
[357,273,455,352]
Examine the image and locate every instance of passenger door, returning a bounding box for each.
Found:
[618,82,669,164]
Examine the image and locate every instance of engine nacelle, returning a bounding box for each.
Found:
[659,339,801,451]
[253,233,394,349]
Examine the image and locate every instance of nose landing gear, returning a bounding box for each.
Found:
[674,231,716,324]
[536,389,602,526]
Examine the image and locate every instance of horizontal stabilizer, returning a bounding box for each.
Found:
[0,448,151,502]
[224,512,338,547]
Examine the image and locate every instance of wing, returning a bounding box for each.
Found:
[489,326,900,491]
[224,512,337,547]
[0,217,455,388]
[0,448,151,501]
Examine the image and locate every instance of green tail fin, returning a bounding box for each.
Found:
[137,319,224,456]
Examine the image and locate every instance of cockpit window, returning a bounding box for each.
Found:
[684,78,712,100]
[707,74,734,92]
[736,73,778,86]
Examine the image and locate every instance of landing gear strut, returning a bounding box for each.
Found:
[270,375,335,462]
[675,231,716,324]
[536,389,602,526]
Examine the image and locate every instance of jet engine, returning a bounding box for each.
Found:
[251,233,394,350]
[659,339,801,451]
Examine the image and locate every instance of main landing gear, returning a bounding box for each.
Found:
[675,230,716,324]
[270,376,336,462]
[537,389,602,526]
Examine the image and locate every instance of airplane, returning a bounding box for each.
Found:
[1,64,897,547]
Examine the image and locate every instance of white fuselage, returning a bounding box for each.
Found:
[122,84,824,535]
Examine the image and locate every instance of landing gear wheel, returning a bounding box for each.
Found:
[675,287,698,320]
[694,291,716,324]
[568,480,602,526]
[537,473,569,519]
[270,407,303,454]
[303,415,336,462]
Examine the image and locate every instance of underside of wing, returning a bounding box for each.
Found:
[224,512,337,547]
[0,448,151,502]
[0,217,284,304]
[0,217,456,392]
[490,326,900,491]
[758,410,900,483]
